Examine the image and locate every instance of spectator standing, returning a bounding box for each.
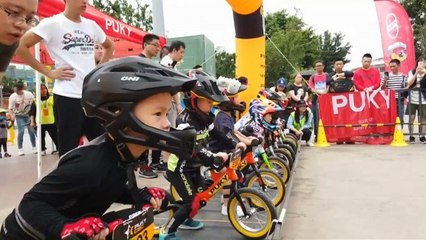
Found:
[382,59,406,125]
[138,33,163,178]
[406,55,426,143]
[0,0,38,81]
[328,58,355,93]
[308,60,329,139]
[29,83,58,156]
[0,108,11,158]
[16,0,114,156]
[288,73,309,107]
[8,82,36,155]
[139,33,161,59]
[94,43,103,65]
[160,40,185,124]
[353,53,381,91]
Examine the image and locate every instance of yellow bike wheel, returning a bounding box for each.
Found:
[227,188,277,239]
[245,169,285,207]
[259,156,290,184]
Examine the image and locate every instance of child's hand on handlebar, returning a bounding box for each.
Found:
[147,187,166,210]
[214,152,228,162]
[236,142,247,151]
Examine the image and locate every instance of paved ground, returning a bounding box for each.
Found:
[1,134,426,239]
[281,142,426,240]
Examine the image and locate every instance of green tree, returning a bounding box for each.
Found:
[319,31,352,72]
[401,0,426,57]
[215,51,235,78]
[92,0,153,31]
[265,11,320,86]
[1,77,21,95]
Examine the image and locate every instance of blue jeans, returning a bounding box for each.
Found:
[15,116,36,149]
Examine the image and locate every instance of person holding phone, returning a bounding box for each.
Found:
[382,59,406,125]
[406,55,426,143]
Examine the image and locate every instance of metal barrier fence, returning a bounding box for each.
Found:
[397,88,426,137]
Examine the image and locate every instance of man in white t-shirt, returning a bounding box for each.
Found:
[8,82,36,155]
[17,0,114,156]
[160,40,185,126]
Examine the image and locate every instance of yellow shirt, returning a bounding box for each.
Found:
[35,97,55,125]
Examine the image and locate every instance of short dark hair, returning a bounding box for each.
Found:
[389,59,401,65]
[314,60,324,66]
[417,55,426,62]
[142,34,159,46]
[15,82,24,90]
[170,41,185,52]
[363,53,373,59]
[334,58,344,63]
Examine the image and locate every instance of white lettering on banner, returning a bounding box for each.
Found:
[385,13,399,39]
[348,93,365,112]
[331,91,391,115]
[105,19,132,37]
[332,95,347,115]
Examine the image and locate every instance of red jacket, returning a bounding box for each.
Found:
[353,68,381,91]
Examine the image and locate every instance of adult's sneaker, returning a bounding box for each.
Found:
[4,153,11,157]
[151,162,168,172]
[420,136,426,143]
[18,149,24,156]
[138,166,158,179]
[178,219,204,230]
[409,136,415,143]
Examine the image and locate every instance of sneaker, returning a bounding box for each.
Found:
[18,149,24,156]
[151,162,168,172]
[306,142,315,147]
[409,136,415,143]
[138,166,158,179]
[159,231,181,240]
[32,148,37,154]
[420,136,426,143]
[4,153,11,158]
[178,219,204,230]
[221,204,244,217]
[41,150,46,156]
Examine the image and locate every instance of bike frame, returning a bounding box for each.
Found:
[189,148,251,218]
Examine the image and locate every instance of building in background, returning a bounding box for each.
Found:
[168,34,216,76]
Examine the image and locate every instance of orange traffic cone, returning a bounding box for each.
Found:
[315,119,330,147]
[390,117,408,147]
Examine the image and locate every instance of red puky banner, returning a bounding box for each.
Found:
[318,90,397,144]
[375,0,416,75]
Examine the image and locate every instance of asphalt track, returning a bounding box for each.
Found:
[3,138,426,239]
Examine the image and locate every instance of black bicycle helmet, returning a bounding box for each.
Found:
[82,57,197,162]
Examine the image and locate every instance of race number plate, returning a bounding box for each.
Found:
[111,208,155,240]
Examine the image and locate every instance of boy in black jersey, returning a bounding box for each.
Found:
[0,57,197,240]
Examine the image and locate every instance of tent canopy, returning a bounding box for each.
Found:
[12,0,166,65]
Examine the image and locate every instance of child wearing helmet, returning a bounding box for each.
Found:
[287,100,314,146]
[0,57,198,240]
[0,108,11,158]
[162,71,229,240]
[208,79,256,216]
[235,98,283,139]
